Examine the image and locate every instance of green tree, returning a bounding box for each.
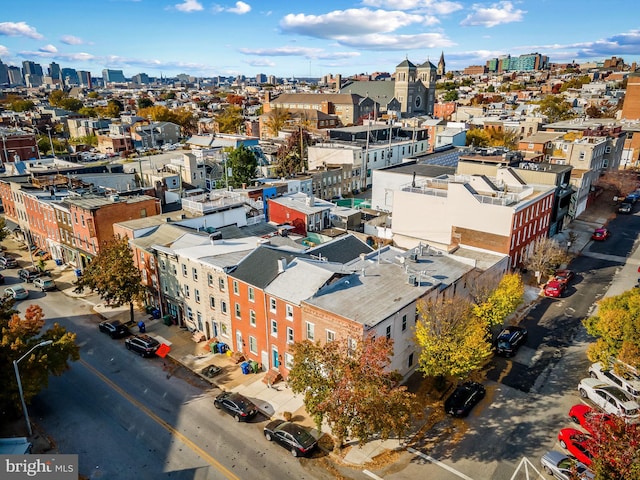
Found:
[472,273,524,329]
[77,106,97,117]
[415,299,493,382]
[226,145,258,188]
[443,90,459,102]
[264,107,291,137]
[48,90,66,107]
[74,236,144,324]
[104,99,123,118]
[172,107,198,136]
[536,95,577,123]
[288,336,416,451]
[215,105,243,134]
[0,304,80,417]
[87,91,100,99]
[9,100,35,112]
[560,75,591,92]
[59,97,84,112]
[584,289,640,369]
[138,97,154,109]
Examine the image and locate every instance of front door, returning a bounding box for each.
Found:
[272,346,279,368]
[236,330,243,352]
[261,351,269,371]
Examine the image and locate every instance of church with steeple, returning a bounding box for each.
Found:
[339,55,438,118]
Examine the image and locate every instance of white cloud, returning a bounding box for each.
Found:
[175,0,204,13]
[361,0,463,15]
[0,45,9,56]
[0,21,43,39]
[227,1,251,14]
[239,46,360,60]
[39,44,58,53]
[460,1,525,28]
[280,8,424,38]
[60,35,83,45]
[335,32,455,50]
[245,58,275,67]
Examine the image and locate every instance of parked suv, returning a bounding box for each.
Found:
[589,362,640,400]
[124,334,160,357]
[18,267,41,282]
[495,326,528,357]
[0,256,18,269]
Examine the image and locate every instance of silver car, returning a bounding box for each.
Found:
[540,450,594,480]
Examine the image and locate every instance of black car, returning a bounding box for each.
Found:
[618,202,633,214]
[98,320,130,339]
[444,381,486,417]
[0,256,18,268]
[124,334,160,357]
[263,420,318,457]
[495,326,528,357]
[18,267,41,282]
[213,391,258,422]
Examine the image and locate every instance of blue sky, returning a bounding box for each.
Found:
[1,0,638,79]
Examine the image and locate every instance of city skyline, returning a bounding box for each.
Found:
[0,0,638,79]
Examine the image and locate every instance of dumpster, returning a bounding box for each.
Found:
[241,361,251,375]
[152,308,161,319]
[249,360,260,373]
[163,315,173,326]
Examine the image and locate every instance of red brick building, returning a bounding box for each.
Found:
[267,194,332,236]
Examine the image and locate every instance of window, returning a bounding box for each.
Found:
[408,352,414,367]
[248,287,255,302]
[271,319,278,337]
[386,325,391,339]
[182,264,187,276]
[286,304,293,320]
[235,303,241,318]
[402,315,407,331]
[207,273,214,286]
[219,278,225,291]
[183,285,190,298]
[195,289,200,303]
[270,297,277,313]
[140,251,145,263]
[192,268,198,280]
[306,322,315,341]
[284,352,294,370]
[221,301,228,314]
[249,310,256,326]
[209,295,215,309]
[186,307,193,321]
[197,312,202,331]
[233,281,239,295]
[249,336,257,355]
[287,327,294,344]
[326,330,335,343]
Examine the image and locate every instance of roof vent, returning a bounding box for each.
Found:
[408,274,418,286]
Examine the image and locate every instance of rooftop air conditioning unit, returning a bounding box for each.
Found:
[407,274,418,286]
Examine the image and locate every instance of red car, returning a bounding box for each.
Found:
[544,280,566,298]
[568,404,615,438]
[557,428,596,467]
[554,269,575,287]
[592,228,611,241]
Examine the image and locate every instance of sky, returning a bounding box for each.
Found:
[0,0,639,79]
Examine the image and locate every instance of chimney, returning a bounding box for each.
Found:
[335,74,342,90]
[277,258,287,273]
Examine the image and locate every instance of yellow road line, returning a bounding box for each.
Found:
[80,358,240,480]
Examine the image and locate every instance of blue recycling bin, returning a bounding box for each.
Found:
[75,269,82,277]
[241,361,251,375]
[55,259,63,266]
[152,308,161,319]
[217,342,228,354]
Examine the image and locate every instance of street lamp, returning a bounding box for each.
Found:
[13,340,53,436]
[46,125,54,157]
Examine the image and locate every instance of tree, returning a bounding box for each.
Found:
[104,99,123,118]
[465,128,491,147]
[586,414,640,480]
[288,336,416,451]
[138,97,154,109]
[74,236,145,324]
[274,129,311,177]
[488,128,520,150]
[48,90,66,107]
[415,299,493,382]
[597,170,639,198]
[472,273,524,329]
[226,145,258,188]
[59,97,83,112]
[0,217,9,243]
[264,107,291,137]
[535,95,577,123]
[9,100,35,112]
[583,289,640,369]
[443,90,459,102]
[522,237,568,283]
[215,105,243,134]
[0,303,80,417]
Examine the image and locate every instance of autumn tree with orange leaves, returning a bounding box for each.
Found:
[0,302,79,417]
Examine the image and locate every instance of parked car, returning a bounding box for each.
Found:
[618,202,633,214]
[32,277,56,291]
[553,269,575,287]
[568,404,615,438]
[578,378,640,422]
[124,334,160,357]
[4,285,29,300]
[495,326,528,357]
[557,428,596,467]
[540,450,594,480]
[263,420,318,457]
[444,381,485,417]
[213,391,258,422]
[591,228,611,241]
[0,273,4,284]
[18,267,41,282]
[0,256,18,268]
[99,320,130,339]
[544,280,566,298]
[588,362,640,399]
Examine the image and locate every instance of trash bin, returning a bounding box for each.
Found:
[145,305,154,314]
[210,342,219,354]
[241,361,251,375]
[163,315,173,326]
[74,269,82,277]
[55,259,63,266]
[249,360,259,373]
[152,308,161,319]
[217,342,228,354]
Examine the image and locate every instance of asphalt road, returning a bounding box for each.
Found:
[8,284,326,480]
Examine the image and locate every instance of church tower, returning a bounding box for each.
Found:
[437,51,446,78]
[393,58,418,115]
[417,59,437,116]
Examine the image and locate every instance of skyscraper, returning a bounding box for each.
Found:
[48,62,62,81]
[102,69,126,84]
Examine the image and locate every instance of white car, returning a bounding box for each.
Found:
[578,378,640,422]
[589,362,640,399]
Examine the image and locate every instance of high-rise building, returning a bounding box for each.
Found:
[78,71,92,88]
[256,73,267,84]
[48,62,62,81]
[7,66,23,86]
[102,69,126,84]
[22,60,43,77]
[0,59,8,86]
[61,68,79,86]
[131,73,150,85]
